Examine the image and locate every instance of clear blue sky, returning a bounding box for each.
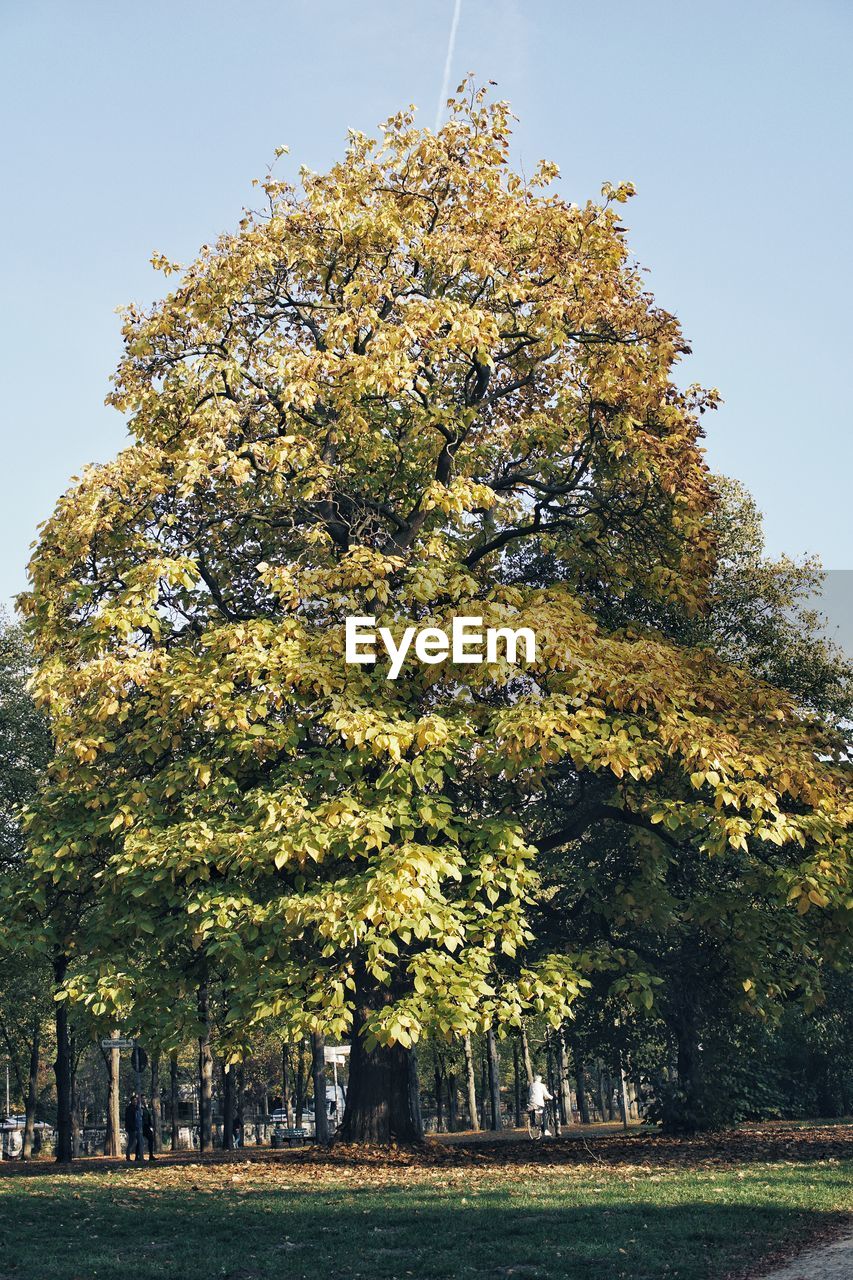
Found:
[2,0,851,612]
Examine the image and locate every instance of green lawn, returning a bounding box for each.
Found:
[0,1128,850,1280]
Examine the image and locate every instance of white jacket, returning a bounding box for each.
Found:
[527,1080,553,1109]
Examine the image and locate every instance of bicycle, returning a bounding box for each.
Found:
[526,1103,550,1140]
[527,1097,562,1139]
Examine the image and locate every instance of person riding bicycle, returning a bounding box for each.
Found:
[527,1073,554,1137]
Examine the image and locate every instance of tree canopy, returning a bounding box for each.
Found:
[20,84,851,1141]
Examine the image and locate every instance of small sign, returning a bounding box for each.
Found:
[101,1038,134,1049]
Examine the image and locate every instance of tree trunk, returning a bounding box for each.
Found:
[103,1030,121,1156]
[237,1060,245,1133]
[618,1059,630,1130]
[433,1058,444,1133]
[486,1028,502,1131]
[340,1036,422,1143]
[340,1029,421,1144]
[520,1025,534,1086]
[222,1063,235,1149]
[339,966,422,1145]
[310,1032,330,1144]
[340,974,422,1144]
[22,1016,40,1160]
[282,1043,293,1127]
[52,955,73,1163]
[463,1033,479,1131]
[661,1002,707,1131]
[513,1042,522,1126]
[447,1072,458,1131]
[170,1052,180,1151]
[150,1052,162,1152]
[545,1034,560,1136]
[556,1032,573,1126]
[675,1007,702,1124]
[69,1031,82,1157]
[197,985,213,1151]
[295,1043,305,1127]
[575,1056,591,1125]
[408,1045,424,1141]
[596,1065,611,1120]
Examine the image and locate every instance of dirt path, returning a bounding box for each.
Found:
[756,1230,853,1280]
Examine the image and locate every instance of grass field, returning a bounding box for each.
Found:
[0,1124,850,1280]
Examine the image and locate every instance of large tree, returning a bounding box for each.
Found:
[22,86,850,1142]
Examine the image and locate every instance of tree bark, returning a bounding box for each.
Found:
[222,1063,235,1149]
[150,1052,162,1152]
[69,1031,82,1157]
[486,1028,502,1131]
[520,1025,534,1087]
[197,985,213,1151]
[340,1029,421,1144]
[556,1032,574,1126]
[237,1059,245,1139]
[295,1043,305,1127]
[463,1033,479,1131]
[52,955,73,1163]
[618,1059,630,1130]
[545,1033,560,1136]
[513,1042,522,1126]
[103,1030,121,1156]
[310,1032,330,1144]
[447,1071,458,1132]
[281,1042,293,1127]
[170,1052,180,1151]
[574,1055,591,1125]
[662,1002,706,1130]
[22,1016,40,1160]
[675,1007,702,1119]
[595,1064,607,1120]
[340,977,422,1144]
[408,1044,424,1141]
[602,1069,615,1120]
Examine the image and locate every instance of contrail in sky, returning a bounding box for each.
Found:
[434,0,463,132]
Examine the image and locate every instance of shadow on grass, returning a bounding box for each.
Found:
[0,1172,850,1280]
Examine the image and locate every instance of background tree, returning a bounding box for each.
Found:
[528,480,852,1129]
[0,618,54,1155]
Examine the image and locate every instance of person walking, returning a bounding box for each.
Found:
[124,1094,144,1163]
[142,1100,156,1160]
